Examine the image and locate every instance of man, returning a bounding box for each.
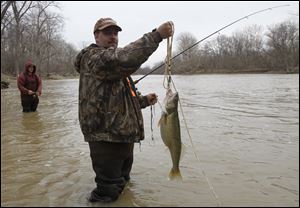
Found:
[17,61,42,112]
[74,17,173,203]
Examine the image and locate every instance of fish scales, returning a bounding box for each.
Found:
[159,89,182,180]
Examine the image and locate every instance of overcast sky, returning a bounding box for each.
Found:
[56,1,299,67]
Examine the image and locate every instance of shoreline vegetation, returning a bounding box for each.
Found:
[1,73,78,89]
[1,67,298,89]
[2,2,298,90]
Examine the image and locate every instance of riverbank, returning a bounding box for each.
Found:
[1,73,78,89]
[178,67,299,75]
[2,68,299,89]
[1,73,15,89]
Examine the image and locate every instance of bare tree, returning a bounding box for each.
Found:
[11,1,35,76]
[1,1,78,78]
[176,32,198,61]
[24,1,63,75]
[1,1,13,37]
[1,1,12,20]
[265,20,299,71]
[232,25,264,69]
[1,1,13,73]
[175,32,200,73]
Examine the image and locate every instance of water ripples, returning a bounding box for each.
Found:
[1,75,299,206]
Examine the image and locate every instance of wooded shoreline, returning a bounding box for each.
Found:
[2,68,298,89]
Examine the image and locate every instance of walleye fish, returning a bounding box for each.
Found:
[159,89,182,180]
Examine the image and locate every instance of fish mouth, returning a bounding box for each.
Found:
[168,92,179,106]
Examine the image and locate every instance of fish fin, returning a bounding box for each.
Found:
[180,143,186,161]
[168,168,182,181]
[164,147,169,153]
[157,115,167,127]
[163,115,167,124]
[157,117,162,127]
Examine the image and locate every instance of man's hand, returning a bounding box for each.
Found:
[146,93,158,105]
[157,21,174,39]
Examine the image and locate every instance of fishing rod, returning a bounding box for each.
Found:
[134,4,290,84]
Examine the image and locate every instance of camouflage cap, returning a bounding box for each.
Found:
[93,18,122,33]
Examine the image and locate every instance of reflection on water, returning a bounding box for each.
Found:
[1,75,299,207]
[21,112,44,132]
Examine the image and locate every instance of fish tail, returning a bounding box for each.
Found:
[168,168,182,180]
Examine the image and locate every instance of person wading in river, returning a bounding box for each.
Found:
[17,61,42,112]
[74,17,174,203]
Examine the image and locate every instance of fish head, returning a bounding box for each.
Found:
[164,89,179,114]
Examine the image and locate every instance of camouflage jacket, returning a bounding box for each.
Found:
[74,31,162,143]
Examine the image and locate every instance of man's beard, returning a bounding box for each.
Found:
[109,42,118,48]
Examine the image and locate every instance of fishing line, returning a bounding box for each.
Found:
[164,25,222,206]
[150,105,156,141]
[148,5,290,205]
[163,23,174,90]
[134,4,290,85]
[163,23,199,161]
[149,96,165,142]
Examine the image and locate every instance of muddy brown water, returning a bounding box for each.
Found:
[1,74,299,206]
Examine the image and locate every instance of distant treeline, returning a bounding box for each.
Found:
[137,21,299,75]
[1,1,299,78]
[1,1,78,77]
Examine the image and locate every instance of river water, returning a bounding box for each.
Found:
[1,74,299,207]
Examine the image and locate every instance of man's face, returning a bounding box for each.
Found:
[96,26,119,48]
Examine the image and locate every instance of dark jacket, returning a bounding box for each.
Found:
[17,61,42,95]
[74,31,162,143]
